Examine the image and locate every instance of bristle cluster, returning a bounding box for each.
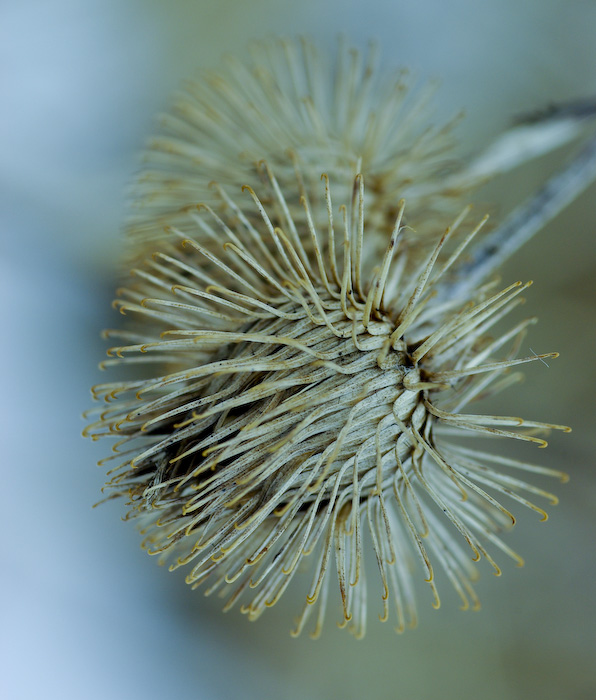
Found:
[128,37,468,262]
[86,166,569,637]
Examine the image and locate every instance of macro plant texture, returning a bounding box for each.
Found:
[127,37,469,262]
[86,38,573,638]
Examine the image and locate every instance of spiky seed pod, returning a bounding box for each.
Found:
[86,169,569,638]
[127,37,469,262]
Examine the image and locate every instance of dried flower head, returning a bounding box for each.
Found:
[86,157,569,636]
[128,37,469,262]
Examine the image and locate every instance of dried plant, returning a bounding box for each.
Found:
[85,38,594,638]
[127,37,470,262]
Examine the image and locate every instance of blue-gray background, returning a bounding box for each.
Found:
[2,1,595,698]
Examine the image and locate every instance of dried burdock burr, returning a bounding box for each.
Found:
[126,37,470,264]
[86,37,596,638]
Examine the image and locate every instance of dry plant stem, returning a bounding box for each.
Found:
[514,96,596,126]
[462,97,596,182]
[447,131,596,299]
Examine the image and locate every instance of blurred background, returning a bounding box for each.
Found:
[2,1,595,698]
